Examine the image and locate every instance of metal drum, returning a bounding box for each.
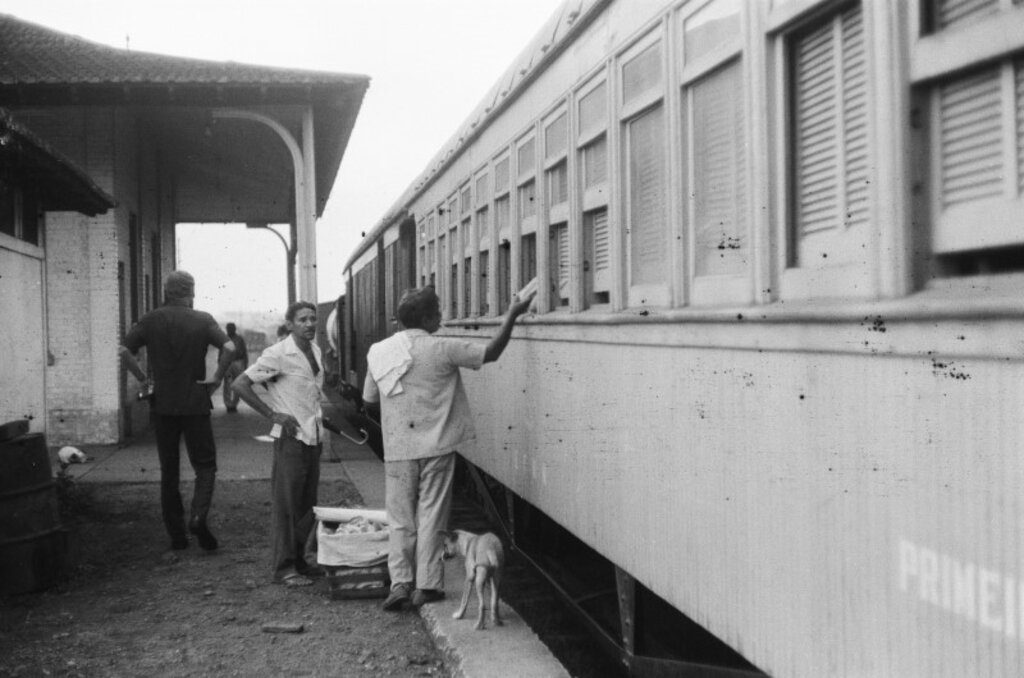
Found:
[0,432,67,594]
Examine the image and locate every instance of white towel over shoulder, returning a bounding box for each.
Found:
[367,331,413,396]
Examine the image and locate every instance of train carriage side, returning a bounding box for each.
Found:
[347,0,1024,676]
[342,215,417,387]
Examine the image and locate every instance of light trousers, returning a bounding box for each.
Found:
[384,452,455,590]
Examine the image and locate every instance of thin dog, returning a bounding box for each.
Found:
[441,529,505,630]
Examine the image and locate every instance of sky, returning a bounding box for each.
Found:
[1,0,565,318]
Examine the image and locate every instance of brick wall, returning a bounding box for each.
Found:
[13,106,172,445]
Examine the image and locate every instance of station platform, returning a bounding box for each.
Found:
[60,399,570,678]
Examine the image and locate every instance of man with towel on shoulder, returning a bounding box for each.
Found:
[363,285,535,611]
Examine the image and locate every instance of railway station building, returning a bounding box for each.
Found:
[0,14,369,445]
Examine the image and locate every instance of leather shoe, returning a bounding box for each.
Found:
[411,589,445,607]
[189,518,218,551]
[382,583,412,611]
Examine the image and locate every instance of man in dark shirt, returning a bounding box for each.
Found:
[220,322,249,413]
[121,270,235,551]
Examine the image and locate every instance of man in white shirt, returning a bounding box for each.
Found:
[231,301,325,587]
[363,286,534,611]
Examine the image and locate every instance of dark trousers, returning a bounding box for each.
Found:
[271,436,322,579]
[153,414,217,539]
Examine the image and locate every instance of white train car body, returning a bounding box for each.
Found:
[346,0,1024,675]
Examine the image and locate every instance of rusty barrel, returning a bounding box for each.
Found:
[0,432,67,594]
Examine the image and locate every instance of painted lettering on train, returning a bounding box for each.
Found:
[899,538,1023,639]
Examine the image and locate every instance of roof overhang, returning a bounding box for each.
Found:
[0,14,370,224]
[0,108,115,215]
[0,84,367,224]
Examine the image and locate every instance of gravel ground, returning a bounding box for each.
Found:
[0,477,446,677]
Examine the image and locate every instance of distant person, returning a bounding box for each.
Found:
[323,305,339,387]
[221,322,248,413]
[362,286,535,611]
[231,301,326,587]
[121,270,236,551]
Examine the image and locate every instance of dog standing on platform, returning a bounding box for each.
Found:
[441,529,505,630]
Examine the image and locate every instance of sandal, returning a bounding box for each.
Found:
[281,573,314,588]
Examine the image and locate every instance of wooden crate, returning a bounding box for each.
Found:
[325,565,389,600]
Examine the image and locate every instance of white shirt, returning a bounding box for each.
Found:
[244,334,324,445]
[363,329,486,461]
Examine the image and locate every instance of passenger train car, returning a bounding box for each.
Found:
[341,0,1024,675]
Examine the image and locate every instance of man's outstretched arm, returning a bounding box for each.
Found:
[483,291,535,364]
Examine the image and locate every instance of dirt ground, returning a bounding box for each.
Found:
[0,477,446,677]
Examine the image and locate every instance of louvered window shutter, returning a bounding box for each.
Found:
[933,0,998,30]
[793,5,868,240]
[841,12,869,229]
[938,68,1003,208]
[1017,57,1024,196]
[628,106,667,285]
[931,56,1024,253]
[551,223,570,300]
[589,209,610,293]
[692,61,747,278]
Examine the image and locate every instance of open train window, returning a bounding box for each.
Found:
[464,256,472,316]
[450,261,459,318]
[577,76,610,309]
[549,223,570,308]
[477,204,491,315]
[498,239,512,313]
[479,249,490,316]
[521,233,537,285]
[584,209,611,306]
[437,233,447,317]
[911,0,1024,283]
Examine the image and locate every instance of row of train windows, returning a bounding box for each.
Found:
[414,0,1024,318]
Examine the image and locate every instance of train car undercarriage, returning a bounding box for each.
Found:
[457,457,767,678]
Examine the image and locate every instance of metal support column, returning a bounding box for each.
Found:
[212,108,316,303]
